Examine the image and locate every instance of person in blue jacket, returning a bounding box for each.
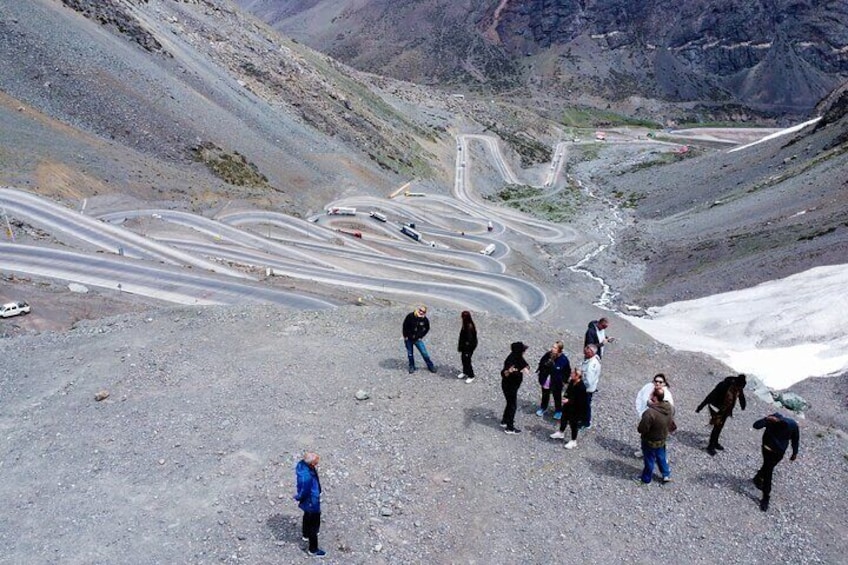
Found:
[294,452,325,556]
[753,413,799,512]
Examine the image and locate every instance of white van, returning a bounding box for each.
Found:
[479,243,496,256]
[1,301,31,318]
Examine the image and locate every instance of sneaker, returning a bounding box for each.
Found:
[504,428,522,435]
[582,423,592,430]
[456,372,466,379]
[564,440,577,449]
[302,536,309,541]
[535,408,545,417]
[499,422,508,428]
[465,377,475,384]
[309,549,327,557]
[759,498,769,512]
[634,450,643,458]
[662,476,672,483]
[427,364,437,373]
[715,443,725,451]
[633,477,649,485]
[553,412,562,420]
[549,430,565,439]
[408,366,416,374]
[707,446,717,456]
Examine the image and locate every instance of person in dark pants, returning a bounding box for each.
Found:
[696,374,747,455]
[753,413,799,512]
[549,367,588,449]
[456,310,478,384]
[535,341,570,418]
[500,341,530,434]
[402,305,436,374]
[294,452,325,557]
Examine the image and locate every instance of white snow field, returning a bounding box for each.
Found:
[625,263,848,390]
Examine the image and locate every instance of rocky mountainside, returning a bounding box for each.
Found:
[0,0,462,212]
[239,0,848,120]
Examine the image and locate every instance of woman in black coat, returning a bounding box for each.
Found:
[550,368,588,449]
[457,311,478,384]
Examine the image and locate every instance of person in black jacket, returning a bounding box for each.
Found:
[500,341,530,434]
[696,374,747,455]
[402,305,436,374]
[549,367,588,449]
[456,311,478,384]
[584,318,613,359]
[753,413,799,512]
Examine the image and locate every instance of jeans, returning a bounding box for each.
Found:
[640,442,670,483]
[460,350,475,379]
[302,511,321,553]
[501,376,523,429]
[754,446,784,498]
[405,338,433,370]
[585,391,594,426]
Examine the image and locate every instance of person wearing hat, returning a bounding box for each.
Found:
[500,341,530,434]
[696,374,747,455]
[402,305,436,374]
[294,452,325,557]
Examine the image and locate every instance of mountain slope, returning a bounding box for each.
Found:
[0,0,446,211]
[238,0,848,119]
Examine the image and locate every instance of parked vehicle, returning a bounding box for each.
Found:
[327,206,356,215]
[1,301,31,318]
[400,226,421,241]
[479,243,496,256]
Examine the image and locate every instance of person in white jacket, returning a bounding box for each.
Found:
[634,374,674,457]
[580,344,601,429]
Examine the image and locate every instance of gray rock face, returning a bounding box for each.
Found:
[241,0,848,116]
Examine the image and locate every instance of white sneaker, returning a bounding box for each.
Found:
[456,372,466,379]
[634,450,643,458]
[549,431,565,439]
[564,440,577,449]
[465,377,475,384]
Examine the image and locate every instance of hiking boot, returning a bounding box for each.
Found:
[759,498,769,512]
[553,411,562,420]
[504,428,522,435]
[536,408,545,417]
[549,430,565,439]
[465,377,475,384]
[564,440,577,449]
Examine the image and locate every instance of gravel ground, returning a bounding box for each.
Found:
[1,304,845,564]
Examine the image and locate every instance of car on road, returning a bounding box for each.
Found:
[1,301,31,318]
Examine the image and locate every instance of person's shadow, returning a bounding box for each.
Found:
[267,513,302,543]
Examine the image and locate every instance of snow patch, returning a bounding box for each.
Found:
[625,264,848,390]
